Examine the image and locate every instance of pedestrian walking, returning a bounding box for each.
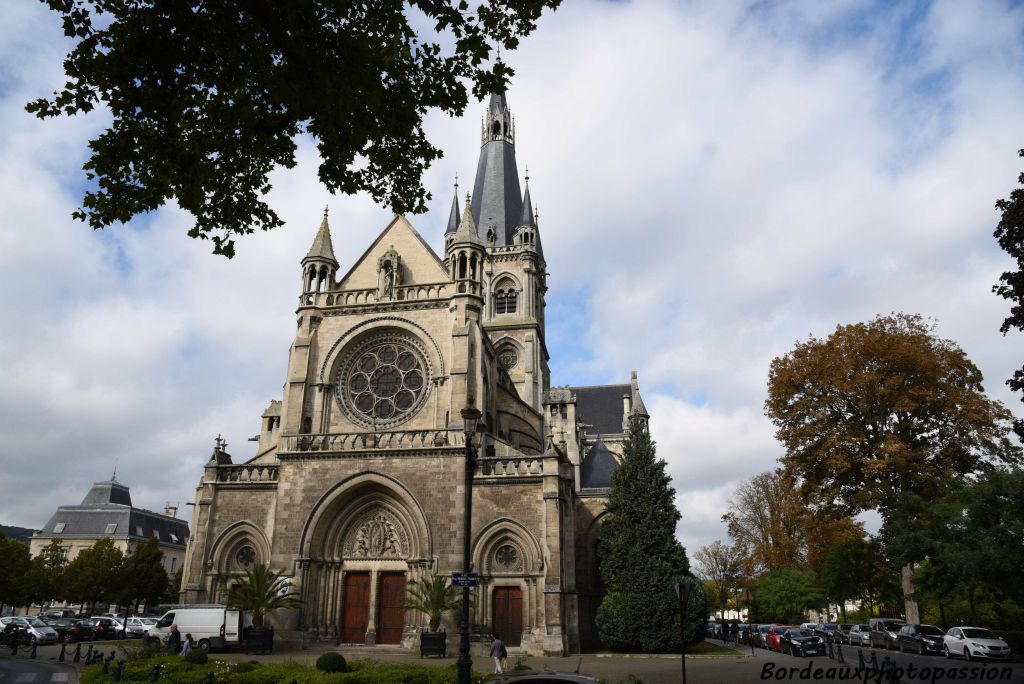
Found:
[180,634,194,657]
[166,624,181,654]
[489,633,507,674]
[722,622,731,644]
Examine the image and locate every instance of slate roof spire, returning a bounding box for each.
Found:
[304,206,338,264]
[519,172,535,228]
[454,193,482,245]
[445,176,461,235]
[471,89,523,246]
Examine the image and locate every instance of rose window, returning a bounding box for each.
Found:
[498,349,518,370]
[495,544,519,569]
[336,336,430,427]
[236,546,256,568]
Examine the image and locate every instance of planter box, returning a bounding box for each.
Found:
[244,628,274,655]
[419,630,447,658]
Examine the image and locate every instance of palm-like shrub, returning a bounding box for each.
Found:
[402,575,462,632]
[225,563,302,628]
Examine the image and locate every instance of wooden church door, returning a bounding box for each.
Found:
[376,572,407,644]
[492,586,523,646]
[341,572,370,643]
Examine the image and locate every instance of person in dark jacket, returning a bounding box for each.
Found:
[166,624,181,654]
[489,634,507,674]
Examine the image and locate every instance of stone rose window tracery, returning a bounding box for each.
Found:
[236,545,256,568]
[495,544,520,570]
[336,335,431,428]
[498,349,518,370]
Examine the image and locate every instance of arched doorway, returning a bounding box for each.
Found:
[299,473,433,646]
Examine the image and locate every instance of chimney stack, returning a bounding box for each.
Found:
[164,503,178,518]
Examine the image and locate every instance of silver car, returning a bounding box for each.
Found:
[125,617,158,638]
[0,616,59,645]
[848,624,871,647]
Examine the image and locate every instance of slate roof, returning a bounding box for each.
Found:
[470,96,522,246]
[304,210,338,263]
[34,479,189,549]
[572,384,630,437]
[580,440,618,490]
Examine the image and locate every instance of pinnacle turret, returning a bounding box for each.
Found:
[519,177,535,228]
[304,207,338,265]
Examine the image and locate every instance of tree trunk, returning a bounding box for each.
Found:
[901,563,919,624]
[938,601,947,630]
[967,586,977,624]
[840,604,847,622]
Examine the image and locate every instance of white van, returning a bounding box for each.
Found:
[146,606,251,652]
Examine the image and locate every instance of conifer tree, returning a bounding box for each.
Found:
[597,415,700,651]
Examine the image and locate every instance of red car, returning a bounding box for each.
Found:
[765,625,793,651]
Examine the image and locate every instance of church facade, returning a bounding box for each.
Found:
[179,92,650,655]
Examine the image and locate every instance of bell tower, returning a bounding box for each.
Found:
[447,92,550,413]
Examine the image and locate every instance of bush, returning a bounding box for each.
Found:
[233,662,255,674]
[315,652,347,673]
[184,650,208,665]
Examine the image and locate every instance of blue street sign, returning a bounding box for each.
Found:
[451,572,478,587]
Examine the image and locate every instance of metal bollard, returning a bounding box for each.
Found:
[837,643,845,663]
[858,649,865,668]
[103,658,110,674]
[73,643,82,662]
[870,650,879,670]
[30,641,37,659]
[828,642,835,659]
[113,660,125,683]
[11,637,17,656]
[59,642,66,662]
[205,672,215,684]
[151,663,162,683]
[86,644,94,662]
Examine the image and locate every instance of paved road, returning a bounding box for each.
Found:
[0,654,77,684]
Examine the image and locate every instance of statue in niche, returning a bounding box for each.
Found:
[377,247,402,299]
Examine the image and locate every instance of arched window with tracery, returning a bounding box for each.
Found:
[493,278,518,315]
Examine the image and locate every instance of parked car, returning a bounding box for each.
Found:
[897,624,944,655]
[869,618,906,650]
[0,617,59,645]
[800,622,820,631]
[813,624,839,643]
[125,617,158,639]
[943,626,1012,662]
[848,624,871,647]
[40,610,77,620]
[837,624,854,645]
[66,619,97,642]
[40,617,76,643]
[765,625,793,652]
[90,617,123,640]
[755,624,772,648]
[780,628,827,657]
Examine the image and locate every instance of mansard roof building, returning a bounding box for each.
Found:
[31,476,189,575]
[180,92,650,655]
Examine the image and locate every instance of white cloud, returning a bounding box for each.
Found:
[0,0,1021,570]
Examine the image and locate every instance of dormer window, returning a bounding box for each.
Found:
[53,522,66,534]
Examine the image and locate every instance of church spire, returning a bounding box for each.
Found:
[471,89,523,246]
[519,173,535,228]
[445,177,461,235]
[304,206,338,264]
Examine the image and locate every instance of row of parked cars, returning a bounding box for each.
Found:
[0,612,159,645]
[722,618,1013,662]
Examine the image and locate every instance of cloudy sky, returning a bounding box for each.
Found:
[1,0,1022,557]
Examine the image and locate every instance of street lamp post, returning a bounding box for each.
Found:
[675,580,690,684]
[457,406,481,684]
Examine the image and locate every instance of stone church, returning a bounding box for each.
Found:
[180,92,650,655]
